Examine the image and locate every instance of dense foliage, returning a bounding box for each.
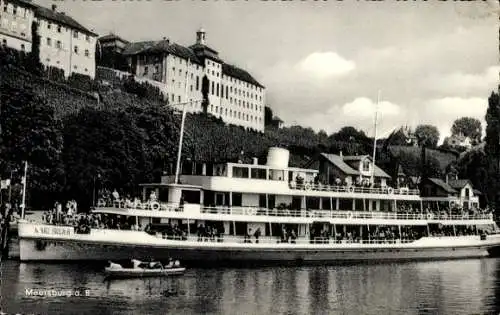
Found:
[484,92,500,210]
[452,117,482,144]
[414,124,440,148]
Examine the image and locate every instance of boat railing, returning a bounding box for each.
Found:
[152,233,417,245]
[200,206,493,221]
[289,182,420,196]
[97,199,182,212]
[95,200,493,222]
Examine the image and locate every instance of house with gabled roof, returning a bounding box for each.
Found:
[420,177,480,209]
[305,152,391,187]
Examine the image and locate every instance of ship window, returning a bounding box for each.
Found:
[306,197,320,210]
[355,199,364,211]
[338,198,353,211]
[269,169,284,181]
[321,197,332,210]
[232,193,242,207]
[259,194,266,208]
[250,168,266,179]
[181,190,200,204]
[233,167,249,179]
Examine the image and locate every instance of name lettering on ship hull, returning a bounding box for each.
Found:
[34,226,73,236]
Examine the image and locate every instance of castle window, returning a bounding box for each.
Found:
[57,25,62,33]
[196,76,199,90]
[84,50,89,57]
[73,31,78,39]
[47,38,51,46]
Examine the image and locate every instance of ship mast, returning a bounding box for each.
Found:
[20,161,28,219]
[174,58,190,185]
[370,90,380,187]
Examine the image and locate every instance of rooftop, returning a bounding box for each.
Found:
[427,178,456,194]
[448,179,473,190]
[30,3,97,36]
[99,33,129,43]
[122,37,264,88]
[320,153,391,178]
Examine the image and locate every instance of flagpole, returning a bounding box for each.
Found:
[371,90,380,187]
[20,161,28,219]
[8,170,13,204]
[174,58,190,185]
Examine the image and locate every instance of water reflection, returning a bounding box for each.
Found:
[2,259,500,314]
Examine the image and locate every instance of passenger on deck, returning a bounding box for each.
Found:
[254,228,261,243]
[112,189,120,201]
[149,191,157,202]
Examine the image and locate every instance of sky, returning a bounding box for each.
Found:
[36,0,499,143]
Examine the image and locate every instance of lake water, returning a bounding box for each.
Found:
[2,258,500,315]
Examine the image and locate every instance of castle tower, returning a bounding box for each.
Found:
[196,28,206,45]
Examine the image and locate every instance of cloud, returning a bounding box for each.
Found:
[420,97,488,143]
[424,66,500,95]
[342,97,401,118]
[297,52,355,78]
[424,97,488,117]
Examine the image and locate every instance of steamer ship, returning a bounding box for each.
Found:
[18,147,500,263]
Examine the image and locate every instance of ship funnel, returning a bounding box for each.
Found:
[266,147,289,169]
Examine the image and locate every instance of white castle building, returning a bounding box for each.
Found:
[0,1,98,78]
[100,29,266,132]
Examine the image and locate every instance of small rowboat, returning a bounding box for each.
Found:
[105,259,186,278]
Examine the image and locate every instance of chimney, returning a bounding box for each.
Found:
[339,150,343,158]
[51,4,57,11]
[252,157,258,165]
[163,37,170,44]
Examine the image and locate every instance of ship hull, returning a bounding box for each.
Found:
[19,238,491,264]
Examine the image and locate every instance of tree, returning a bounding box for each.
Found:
[414,124,440,148]
[451,117,482,144]
[1,87,65,208]
[28,21,43,76]
[457,148,489,207]
[330,126,367,142]
[62,107,147,208]
[264,106,273,126]
[484,91,500,211]
[201,75,209,114]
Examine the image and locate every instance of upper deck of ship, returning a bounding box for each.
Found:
[157,147,419,200]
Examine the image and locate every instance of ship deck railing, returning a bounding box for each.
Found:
[95,201,493,222]
[152,233,418,245]
[288,182,420,195]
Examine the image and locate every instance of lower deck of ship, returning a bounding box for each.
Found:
[19,237,499,264]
